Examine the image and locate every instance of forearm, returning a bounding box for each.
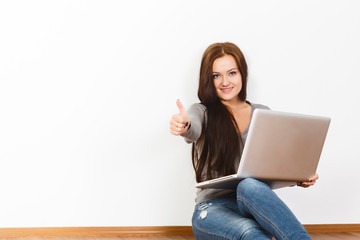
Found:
[181,103,206,143]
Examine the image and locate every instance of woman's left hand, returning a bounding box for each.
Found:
[297,173,319,188]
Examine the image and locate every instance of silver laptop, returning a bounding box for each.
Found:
[195,109,331,189]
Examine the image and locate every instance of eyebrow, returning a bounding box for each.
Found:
[212,68,238,74]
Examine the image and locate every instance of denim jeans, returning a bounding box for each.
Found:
[192,178,311,240]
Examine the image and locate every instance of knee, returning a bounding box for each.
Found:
[237,178,270,198]
[239,220,271,240]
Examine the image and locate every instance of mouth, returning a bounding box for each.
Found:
[220,87,233,93]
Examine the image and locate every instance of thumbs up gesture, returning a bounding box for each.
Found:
[170,100,190,136]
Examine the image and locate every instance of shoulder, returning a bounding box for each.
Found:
[249,102,271,110]
[189,103,207,112]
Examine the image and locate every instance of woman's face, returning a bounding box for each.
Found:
[212,55,242,104]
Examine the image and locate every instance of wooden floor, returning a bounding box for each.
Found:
[1,225,360,240]
[2,232,360,240]
[310,232,360,240]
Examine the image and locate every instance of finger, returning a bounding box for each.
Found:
[297,182,309,188]
[309,173,319,182]
[170,126,185,133]
[170,126,185,135]
[172,114,187,125]
[298,180,316,188]
[176,99,186,115]
[170,119,186,129]
[176,122,186,128]
[170,130,181,136]
[169,119,185,130]
[305,181,315,186]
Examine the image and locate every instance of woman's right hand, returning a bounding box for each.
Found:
[170,99,190,136]
[297,173,319,188]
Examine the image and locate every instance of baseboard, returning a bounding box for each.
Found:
[0,224,359,237]
[304,224,360,233]
[0,226,194,237]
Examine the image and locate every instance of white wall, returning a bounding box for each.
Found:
[0,0,359,227]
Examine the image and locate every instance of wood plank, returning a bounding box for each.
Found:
[0,224,359,237]
[310,232,360,240]
[2,233,360,240]
[0,226,194,237]
[304,224,360,233]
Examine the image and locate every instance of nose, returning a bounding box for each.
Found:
[221,76,230,86]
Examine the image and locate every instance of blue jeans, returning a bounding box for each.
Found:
[192,178,311,240]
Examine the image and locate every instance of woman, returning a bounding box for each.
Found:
[170,42,318,240]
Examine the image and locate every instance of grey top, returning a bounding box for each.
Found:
[181,101,270,204]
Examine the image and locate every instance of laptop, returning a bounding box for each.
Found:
[195,109,331,189]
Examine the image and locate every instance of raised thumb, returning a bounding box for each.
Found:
[176,99,186,115]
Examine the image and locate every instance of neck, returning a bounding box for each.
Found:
[221,98,246,110]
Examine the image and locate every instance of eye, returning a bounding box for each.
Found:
[213,74,220,79]
[229,71,237,76]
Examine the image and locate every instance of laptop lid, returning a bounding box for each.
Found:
[237,109,331,182]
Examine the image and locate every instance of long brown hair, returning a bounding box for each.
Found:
[192,42,248,183]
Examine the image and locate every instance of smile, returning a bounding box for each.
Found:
[220,87,233,93]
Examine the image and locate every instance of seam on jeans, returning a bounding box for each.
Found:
[237,196,287,240]
[192,222,233,240]
[240,226,271,240]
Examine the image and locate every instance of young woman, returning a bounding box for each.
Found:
[170,42,318,240]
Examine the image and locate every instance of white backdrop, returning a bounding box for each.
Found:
[1,0,360,227]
